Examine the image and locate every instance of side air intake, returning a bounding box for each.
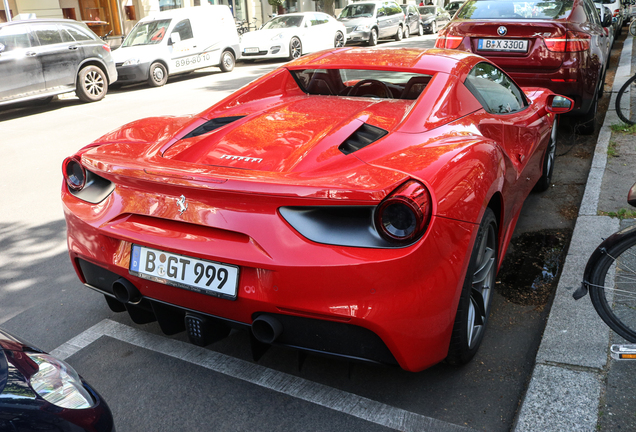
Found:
[338,123,388,155]
[181,116,246,139]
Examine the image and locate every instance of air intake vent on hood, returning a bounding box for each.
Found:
[181,116,246,139]
[338,123,388,155]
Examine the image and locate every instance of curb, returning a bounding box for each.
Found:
[513,36,634,432]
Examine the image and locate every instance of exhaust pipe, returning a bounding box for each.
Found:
[251,315,283,344]
[112,278,142,304]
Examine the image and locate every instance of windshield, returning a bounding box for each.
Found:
[262,16,304,29]
[339,4,376,18]
[456,0,573,20]
[419,6,436,14]
[122,19,171,47]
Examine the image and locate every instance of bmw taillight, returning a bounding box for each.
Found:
[63,157,86,191]
[544,31,590,52]
[375,180,432,243]
[435,29,463,49]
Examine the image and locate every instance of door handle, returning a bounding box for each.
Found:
[68,45,79,50]
[25,51,36,57]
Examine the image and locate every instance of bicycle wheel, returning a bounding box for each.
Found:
[615,73,636,125]
[588,226,636,342]
[630,19,636,37]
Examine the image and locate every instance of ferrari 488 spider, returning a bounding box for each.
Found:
[62,47,572,372]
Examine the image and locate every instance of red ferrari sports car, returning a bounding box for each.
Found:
[62,47,572,372]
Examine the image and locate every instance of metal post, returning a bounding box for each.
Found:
[2,0,11,21]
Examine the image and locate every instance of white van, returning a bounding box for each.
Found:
[113,5,239,87]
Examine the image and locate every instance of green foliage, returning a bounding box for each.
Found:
[608,140,618,157]
[610,123,636,134]
[598,208,636,219]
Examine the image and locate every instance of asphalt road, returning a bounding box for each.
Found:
[0,34,611,431]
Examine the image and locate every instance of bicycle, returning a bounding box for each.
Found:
[235,17,258,35]
[615,19,636,124]
[573,182,636,359]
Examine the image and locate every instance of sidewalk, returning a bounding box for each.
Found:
[513,37,635,431]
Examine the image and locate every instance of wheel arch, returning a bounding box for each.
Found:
[149,59,170,76]
[76,59,110,84]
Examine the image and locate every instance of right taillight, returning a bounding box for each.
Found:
[544,31,590,52]
[62,156,86,191]
[375,180,432,244]
[435,28,463,49]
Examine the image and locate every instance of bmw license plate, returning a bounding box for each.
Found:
[129,245,239,300]
[477,39,528,52]
[244,47,259,53]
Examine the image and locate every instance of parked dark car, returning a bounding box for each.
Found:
[338,0,406,45]
[0,19,117,108]
[435,0,608,134]
[0,328,115,431]
[401,4,424,36]
[418,5,451,34]
[444,0,465,17]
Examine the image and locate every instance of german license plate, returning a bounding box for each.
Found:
[129,245,239,300]
[478,38,528,52]
[244,47,259,53]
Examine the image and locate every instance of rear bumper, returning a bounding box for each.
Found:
[62,182,476,372]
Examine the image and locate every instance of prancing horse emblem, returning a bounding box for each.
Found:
[176,195,188,215]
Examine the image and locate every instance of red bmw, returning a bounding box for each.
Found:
[62,48,571,372]
[435,0,608,134]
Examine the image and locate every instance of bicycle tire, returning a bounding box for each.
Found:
[588,227,636,342]
[615,73,636,125]
[630,19,636,37]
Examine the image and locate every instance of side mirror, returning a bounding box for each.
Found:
[603,10,612,27]
[170,32,181,45]
[546,95,574,114]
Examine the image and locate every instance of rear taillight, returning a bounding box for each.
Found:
[435,29,463,49]
[102,44,111,52]
[613,9,620,17]
[544,31,590,52]
[375,180,432,243]
[63,157,86,191]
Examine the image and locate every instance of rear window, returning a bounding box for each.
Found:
[291,69,432,100]
[456,0,574,19]
[339,3,376,18]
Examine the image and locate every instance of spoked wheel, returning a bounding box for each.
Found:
[630,19,636,37]
[219,50,235,72]
[533,117,558,192]
[616,73,636,125]
[588,226,636,343]
[76,66,107,102]
[288,37,302,60]
[447,208,498,365]
[334,31,345,48]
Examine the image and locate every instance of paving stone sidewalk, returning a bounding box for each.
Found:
[514,36,635,432]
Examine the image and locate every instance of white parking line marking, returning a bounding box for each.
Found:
[52,319,474,432]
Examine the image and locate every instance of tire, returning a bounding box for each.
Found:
[576,93,598,135]
[147,62,168,87]
[588,228,636,343]
[446,208,498,365]
[219,50,235,73]
[76,65,108,102]
[289,37,302,60]
[418,23,424,36]
[334,31,345,48]
[534,117,558,192]
[630,20,636,37]
[368,28,378,46]
[616,73,636,125]
[431,21,437,35]
[404,23,410,38]
[395,25,403,41]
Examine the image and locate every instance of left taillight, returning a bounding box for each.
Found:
[435,28,463,49]
[375,180,432,244]
[544,31,590,52]
[63,156,86,191]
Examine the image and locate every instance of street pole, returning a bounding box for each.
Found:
[2,0,11,21]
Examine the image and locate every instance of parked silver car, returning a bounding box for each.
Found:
[338,1,406,45]
[0,19,117,107]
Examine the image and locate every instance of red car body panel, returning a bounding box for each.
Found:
[62,47,560,371]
